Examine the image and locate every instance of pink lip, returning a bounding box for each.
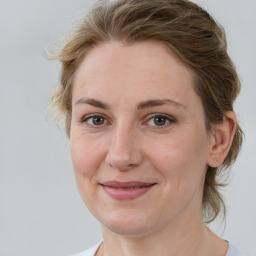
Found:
[100,181,156,200]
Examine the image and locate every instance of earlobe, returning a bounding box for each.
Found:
[206,111,236,168]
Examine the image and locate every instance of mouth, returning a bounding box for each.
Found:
[100,181,156,200]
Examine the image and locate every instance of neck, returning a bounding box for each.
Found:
[97,214,228,256]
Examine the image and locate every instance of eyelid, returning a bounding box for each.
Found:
[81,113,110,127]
[146,113,176,121]
[81,113,104,121]
[143,113,176,128]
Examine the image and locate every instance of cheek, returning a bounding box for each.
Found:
[147,132,208,216]
[70,129,104,175]
[70,132,105,208]
[147,130,209,187]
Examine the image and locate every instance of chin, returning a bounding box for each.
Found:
[100,209,156,237]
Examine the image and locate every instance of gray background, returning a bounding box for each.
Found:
[0,0,255,255]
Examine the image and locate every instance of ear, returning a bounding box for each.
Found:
[206,111,236,168]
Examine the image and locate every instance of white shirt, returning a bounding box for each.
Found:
[71,241,244,256]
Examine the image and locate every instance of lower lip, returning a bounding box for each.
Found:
[101,185,155,200]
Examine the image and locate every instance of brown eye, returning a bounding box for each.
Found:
[92,116,105,125]
[153,116,168,126]
[83,115,107,126]
[146,114,175,129]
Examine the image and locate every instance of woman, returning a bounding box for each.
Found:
[51,0,244,255]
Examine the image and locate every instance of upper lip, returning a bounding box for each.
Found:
[100,181,156,188]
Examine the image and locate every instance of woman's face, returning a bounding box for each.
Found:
[70,40,214,236]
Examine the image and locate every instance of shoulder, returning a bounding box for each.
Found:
[226,242,244,256]
[71,241,102,256]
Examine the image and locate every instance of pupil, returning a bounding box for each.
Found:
[93,117,104,125]
[154,116,166,126]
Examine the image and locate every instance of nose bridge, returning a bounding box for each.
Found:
[105,121,142,170]
[113,123,132,151]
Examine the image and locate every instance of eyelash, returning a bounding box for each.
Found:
[81,113,176,129]
[144,114,175,129]
[81,114,110,128]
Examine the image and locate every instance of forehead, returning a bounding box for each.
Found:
[72,40,197,105]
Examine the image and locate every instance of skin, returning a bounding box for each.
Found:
[70,40,236,256]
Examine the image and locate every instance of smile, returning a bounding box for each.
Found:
[100,181,156,200]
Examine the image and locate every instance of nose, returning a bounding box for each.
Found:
[105,126,143,171]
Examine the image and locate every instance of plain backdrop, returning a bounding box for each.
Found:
[0,0,255,255]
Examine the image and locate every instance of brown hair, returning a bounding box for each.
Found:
[51,0,243,223]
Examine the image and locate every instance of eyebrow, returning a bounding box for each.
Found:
[75,98,110,109]
[74,98,185,109]
[137,99,186,109]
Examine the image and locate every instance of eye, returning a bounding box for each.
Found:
[82,114,108,127]
[146,114,175,128]
[152,116,168,126]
